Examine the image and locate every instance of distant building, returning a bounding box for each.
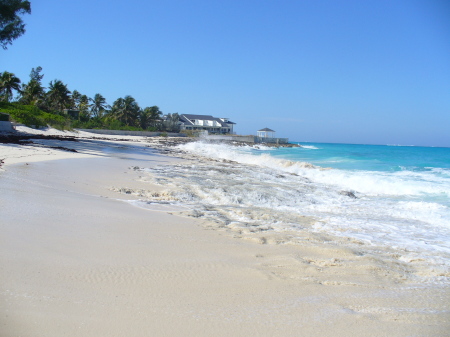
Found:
[63,109,80,119]
[0,112,15,132]
[257,128,276,138]
[179,114,235,134]
[0,112,10,122]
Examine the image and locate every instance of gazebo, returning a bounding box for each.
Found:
[257,128,275,138]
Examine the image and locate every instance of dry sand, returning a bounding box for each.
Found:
[0,127,449,336]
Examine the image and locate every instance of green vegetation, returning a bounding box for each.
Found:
[0,0,31,49]
[0,71,21,102]
[0,67,182,133]
[0,102,67,129]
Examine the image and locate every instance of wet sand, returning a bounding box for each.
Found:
[0,128,448,336]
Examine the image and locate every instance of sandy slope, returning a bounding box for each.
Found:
[0,127,448,336]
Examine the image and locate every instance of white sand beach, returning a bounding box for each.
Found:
[1,127,449,336]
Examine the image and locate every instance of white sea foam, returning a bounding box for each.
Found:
[131,141,450,282]
[387,144,417,147]
[251,144,275,151]
[427,167,450,177]
[301,145,320,150]
[177,142,450,198]
[302,169,450,197]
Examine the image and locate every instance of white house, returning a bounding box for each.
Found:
[179,114,235,134]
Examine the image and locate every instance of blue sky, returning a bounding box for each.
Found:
[2,0,449,146]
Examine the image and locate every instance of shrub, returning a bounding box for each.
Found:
[0,102,69,129]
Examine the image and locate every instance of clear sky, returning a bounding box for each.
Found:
[2,0,449,146]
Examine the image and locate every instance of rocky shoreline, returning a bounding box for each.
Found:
[0,128,300,149]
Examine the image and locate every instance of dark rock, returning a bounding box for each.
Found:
[339,191,357,198]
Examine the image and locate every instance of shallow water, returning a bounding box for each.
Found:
[133,141,450,284]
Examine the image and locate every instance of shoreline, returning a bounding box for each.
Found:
[1,127,449,336]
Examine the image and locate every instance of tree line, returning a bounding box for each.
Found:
[0,68,182,132]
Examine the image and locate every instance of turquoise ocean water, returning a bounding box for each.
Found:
[276,142,450,173]
[272,142,450,207]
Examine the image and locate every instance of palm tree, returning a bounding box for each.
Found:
[89,93,109,118]
[140,106,162,129]
[20,79,45,105]
[72,90,81,107]
[20,66,45,105]
[46,80,71,112]
[138,108,151,129]
[111,95,140,126]
[149,106,163,128]
[111,97,124,122]
[78,94,90,121]
[70,90,91,121]
[0,71,22,102]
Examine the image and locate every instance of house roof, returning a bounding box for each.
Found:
[179,114,195,125]
[258,128,275,132]
[182,114,217,121]
[180,114,235,127]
